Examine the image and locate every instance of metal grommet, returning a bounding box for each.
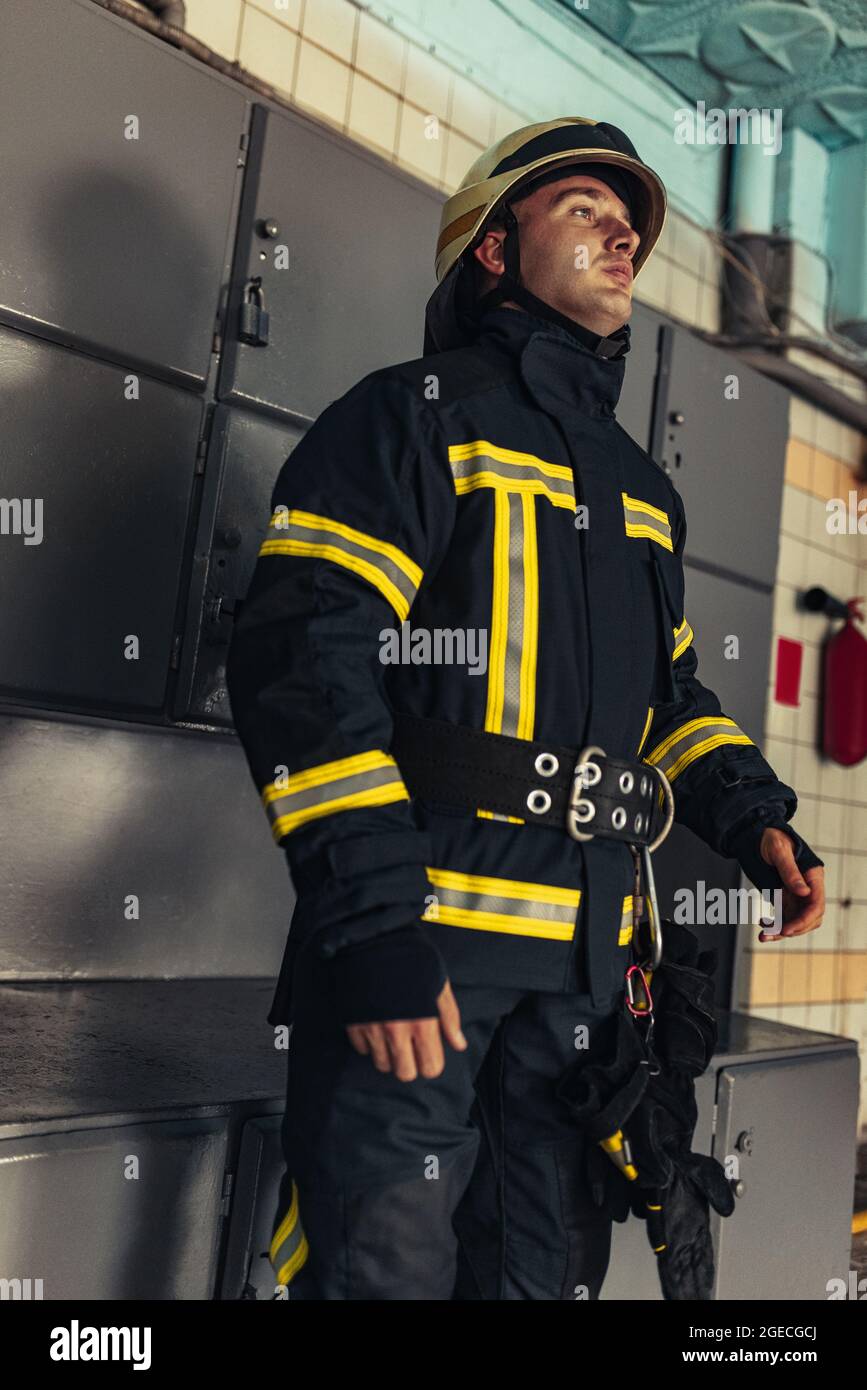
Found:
[619,770,634,794]
[576,758,602,787]
[527,789,552,815]
[535,752,559,778]
[571,799,595,824]
[612,806,627,830]
[640,775,650,797]
[634,813,644,834]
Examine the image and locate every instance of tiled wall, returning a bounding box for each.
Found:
[174,0,866,1114]
[748,407,867,1122]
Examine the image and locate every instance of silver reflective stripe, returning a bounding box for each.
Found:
[263,750,408,841]
[672,617,694,661]
[622,492,673,551]
[645,716,753,783]
[259,508,422,621]
[423,868,580,941]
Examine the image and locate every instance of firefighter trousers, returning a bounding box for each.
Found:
[270,942,621,1300]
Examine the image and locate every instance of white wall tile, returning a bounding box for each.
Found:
[186,0,243,58]
[301,0,356,63]
[248,0,302,31]
[348,72,400,157]
[239,3,298,96]
[295,40,350,127]
[356,10,407,92]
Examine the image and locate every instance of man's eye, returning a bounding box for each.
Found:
[572,206,593,218]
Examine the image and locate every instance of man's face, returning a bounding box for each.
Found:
[472,172,641,337]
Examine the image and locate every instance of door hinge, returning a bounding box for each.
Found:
[238,131,249,169]
[221,1170,235,1218]
[195,435,208,475]
[170,633,182,670]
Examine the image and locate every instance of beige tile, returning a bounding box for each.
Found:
[811,447,840,501]
[634,249,670,312]
[186,0,243,58]
[780,951,810,1004]
[672,215,708,279]
[449,71,495,144]
[696,276,720,333]
[295,40,350,128]
[355,10,406,93]
[444,128,485,193]
[301,0,356,63]
[247,0,301,30]
[788,394,816,446]
[492,103,529,143]
[239,3,298,96]
[667,267,701,326]
[348,72,400,158]
[780,481,809,538]
[748,948,783,1006]
[405,44,451,121]
[814,409,844,463]
[798,638,821,698]
[396,103,446,184]
[785,438,813,491]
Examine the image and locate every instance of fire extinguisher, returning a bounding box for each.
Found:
[804,588,867,767]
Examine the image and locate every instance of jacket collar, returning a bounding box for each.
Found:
[474,304,628,419]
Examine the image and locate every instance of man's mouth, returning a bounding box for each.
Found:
[602,264,632,287]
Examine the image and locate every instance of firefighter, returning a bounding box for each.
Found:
[225,118,825,1300]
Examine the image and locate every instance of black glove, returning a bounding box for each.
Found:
[330,924,448,1026]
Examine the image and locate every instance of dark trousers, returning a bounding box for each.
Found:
[271,944,621,1300]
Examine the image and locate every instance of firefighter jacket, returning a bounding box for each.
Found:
[226,304,821,1026]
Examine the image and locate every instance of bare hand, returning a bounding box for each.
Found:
[345,981,467,1081]
[757,828,825,940]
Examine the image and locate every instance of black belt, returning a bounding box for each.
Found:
[391,712,663,849]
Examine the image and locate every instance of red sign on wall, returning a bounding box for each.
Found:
[775,637,803,707]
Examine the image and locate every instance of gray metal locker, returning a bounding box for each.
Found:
[0,327,203,711]
[616,300,666,453]
[0,1118,227,1300]
[220,1114,286,1300]
[218,103,444,423]
[0,0,247,386]
[653,327,789,588]
[176,405,306,726]
[0,715,291,980]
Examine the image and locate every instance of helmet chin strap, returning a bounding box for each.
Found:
[472,204,631,361]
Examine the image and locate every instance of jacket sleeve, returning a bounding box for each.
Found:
[225,371,457,1020]
[640,487,823,893]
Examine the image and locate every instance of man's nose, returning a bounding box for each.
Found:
[606,220,640,256]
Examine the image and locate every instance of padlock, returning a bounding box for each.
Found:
[239,277,270,346]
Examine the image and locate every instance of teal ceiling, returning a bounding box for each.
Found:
[554,0,867,148]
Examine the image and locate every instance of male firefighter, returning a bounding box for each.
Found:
[226,118,825,1300]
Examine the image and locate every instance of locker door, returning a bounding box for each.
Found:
[0,327,202,712]
[654,328,789,587]
[616,300,666,454]
[219,104,444,422]
[711,1050,859,1299]
[176,405,306,725]
[220,1115,285,1300]
[0,1118,228,1299]
[0,0,247,385]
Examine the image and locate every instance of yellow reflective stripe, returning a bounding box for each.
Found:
[672,617,694,662]
[619,894,634,946]
[485,488,510,734]
[637,705,654,756]
[645,716,754,784]
[270,784,408,839]
[622,493,669,524]
[624,522,674,552]
[423,903,575,940]
[263,749,409,840]
[476,808,525,823]
[270,1184,300,1262]
[277,1235,310,1286]
[449,439,574,480]
[517,491,539,740]
[425,868,581,906]
[260,509,422,622]
[422,867,580,941]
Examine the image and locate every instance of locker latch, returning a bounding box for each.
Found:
[239,277,270,347]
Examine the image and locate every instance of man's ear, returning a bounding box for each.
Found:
[472,227,506,279]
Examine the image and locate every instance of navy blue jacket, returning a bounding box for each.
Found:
[226,305,820,1025]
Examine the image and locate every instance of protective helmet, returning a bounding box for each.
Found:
[423,117,667,355]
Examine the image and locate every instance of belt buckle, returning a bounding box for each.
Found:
[567,743,606,842]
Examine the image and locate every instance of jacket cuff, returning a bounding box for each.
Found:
[330,925,448,1025]
[727,810,824,891]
